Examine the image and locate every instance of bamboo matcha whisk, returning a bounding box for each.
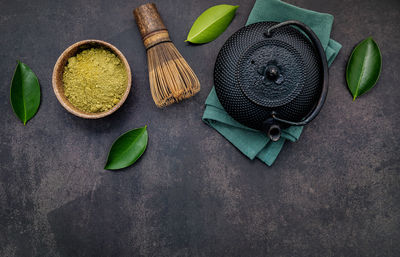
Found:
[133,3,200,107]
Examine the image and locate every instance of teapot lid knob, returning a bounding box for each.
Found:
[265,65,280,81]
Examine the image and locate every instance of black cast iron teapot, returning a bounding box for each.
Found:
[214,20,328,141]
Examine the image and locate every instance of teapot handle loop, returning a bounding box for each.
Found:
[266,20,329,126]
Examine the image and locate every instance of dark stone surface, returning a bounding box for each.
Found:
[0,0,399,256]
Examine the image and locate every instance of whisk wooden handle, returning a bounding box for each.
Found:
[133,3,171,49]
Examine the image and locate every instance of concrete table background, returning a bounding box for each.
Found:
[1,0,399,256]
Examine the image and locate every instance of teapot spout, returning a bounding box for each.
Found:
[262,117,281,141]
[267,124,281,142]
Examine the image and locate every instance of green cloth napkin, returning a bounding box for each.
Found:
[202,0,342,166]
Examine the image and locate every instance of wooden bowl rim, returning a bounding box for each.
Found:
[52,39,132,119]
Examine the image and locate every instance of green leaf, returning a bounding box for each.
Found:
[105,126,148,170]
[10,61,41,125]
[186,4,239,44]
[346,37,382,100]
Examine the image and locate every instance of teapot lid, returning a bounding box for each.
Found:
[214,21,327,133]
[237,39,306,108]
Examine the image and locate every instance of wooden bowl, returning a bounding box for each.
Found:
[52,39,132,119]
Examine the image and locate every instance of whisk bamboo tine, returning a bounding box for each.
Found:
[134,3,200,107]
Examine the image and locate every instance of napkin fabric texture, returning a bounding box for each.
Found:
[202,0,342,166]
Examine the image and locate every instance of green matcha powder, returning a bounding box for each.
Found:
[63,48,128,113]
